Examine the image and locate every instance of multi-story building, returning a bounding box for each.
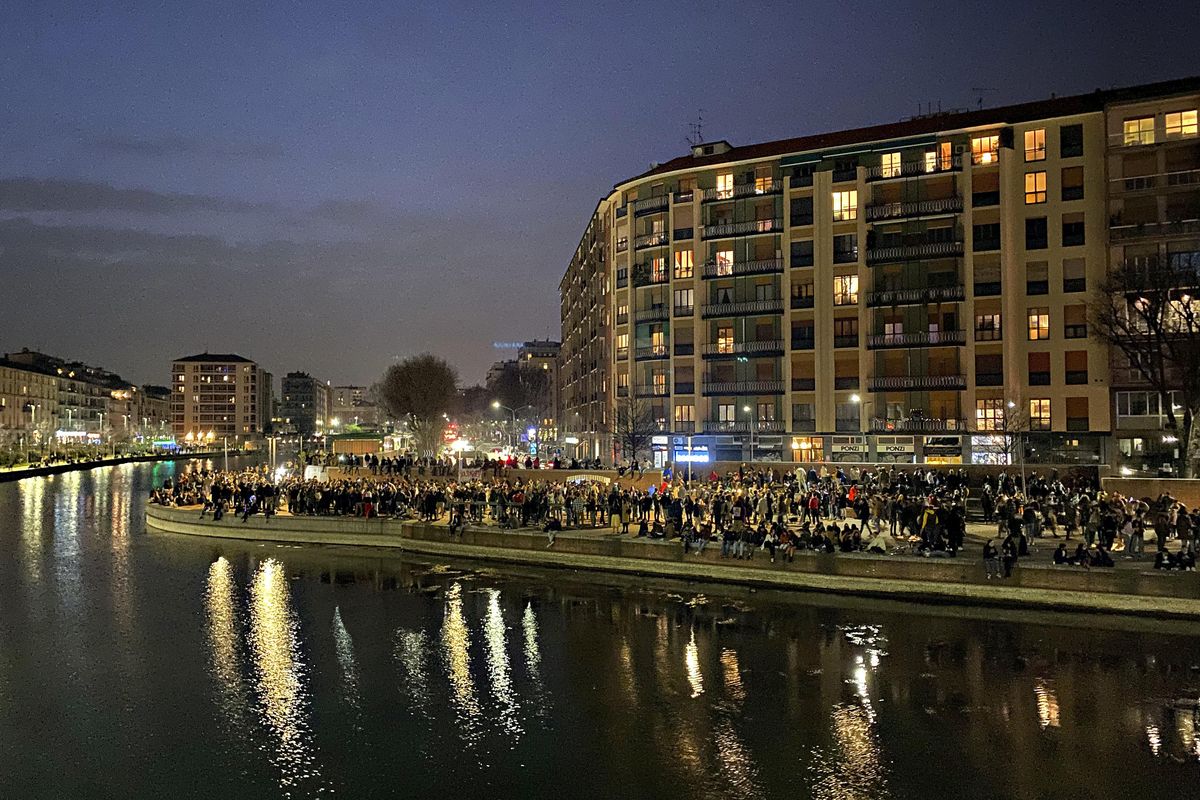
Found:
[0,356,59,448]
[560,208,610,459]
[171,353,267,442]
[279,371,331,436]
[331,385,384,429]
[563,76,1200,467]
[518,340,561,445]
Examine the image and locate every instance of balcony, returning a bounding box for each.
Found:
[701,379,785,396]
[866,330,966,349]
[792,377,816,391]
[616,238,628,254]
[1109,168,1200,194]
[703,419,786,433]
[870,417,967,433]
[634,306,669,323]
[701,180,782,202]
[633,195,669,216]
[1109,218,1200,242]
[865,155,962,181]
[673,190,694,204]
[702,298,784,318]
[702,218,783,239]
[865,196,963,222]
[867,375,967,392]
[632,268,668,287]
[634,231,668,250]
[701,339,785,358]
[866,284,965,307]
[701,258,784,279]
[634,345,669,361]
[634,384,669,398]
[867,240,964,264]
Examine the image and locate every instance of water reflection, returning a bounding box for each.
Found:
[685,628,704,698]
[248,558,326,796]
[441,582,481,742]
[332,607,360,720]
[393,628,434,717]
[205,557,250,730]
[1034,679,1061,729]
[483,589,521,740]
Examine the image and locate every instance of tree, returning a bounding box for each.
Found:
[373,354,458,456]
[612,397,654,462]
[486,362,553,421]
[1092,254,1200,476]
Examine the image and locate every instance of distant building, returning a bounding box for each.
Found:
[171,353,268,442]
[279,371,331,436]
[331,385,384,429]
[518,340,561,443]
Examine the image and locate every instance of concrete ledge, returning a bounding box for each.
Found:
[0,451,223,484]
[144,504,1200,619]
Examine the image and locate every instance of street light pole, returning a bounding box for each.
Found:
[742,404,755,463]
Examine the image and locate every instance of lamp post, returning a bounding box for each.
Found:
[849,393,875,462]
[1007,399,1027,493]
[742,404,756,463]
[492,401,534,452]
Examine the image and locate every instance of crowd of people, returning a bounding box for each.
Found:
[149,461,1198,573]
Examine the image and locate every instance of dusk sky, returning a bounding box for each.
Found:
[2,0,1198,387]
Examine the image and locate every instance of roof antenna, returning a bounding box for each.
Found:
[686,109,705,147]
[971,87,996,110]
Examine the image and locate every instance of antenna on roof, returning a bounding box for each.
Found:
[971,87,996,110]
[686,109,706,147]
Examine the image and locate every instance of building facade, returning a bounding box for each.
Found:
[331,385,384,429]
[561,76,1200,469]
[559,209,611,459]
[171,353,268,442]
[279,371,331,436]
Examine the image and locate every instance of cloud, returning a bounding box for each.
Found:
[0,177,263,215]
[89,133,284,160]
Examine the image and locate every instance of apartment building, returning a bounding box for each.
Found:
[332,385,384,429]
[559,208,610,459]
[171,353,268,441]
[560,76,1200,467]
[279,371,331,436]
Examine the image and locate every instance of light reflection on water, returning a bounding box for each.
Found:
[205,557,251,732]
[331,607,360,720]
[483,589,521,740]
[440,581,482,743]
[394,628,433,717]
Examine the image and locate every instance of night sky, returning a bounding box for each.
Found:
[1,0,1197,386]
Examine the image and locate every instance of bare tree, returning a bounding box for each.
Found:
[1092,254,1200,475]
[612,397,654,462]
[374,354,458,456]
[486,363,553,421]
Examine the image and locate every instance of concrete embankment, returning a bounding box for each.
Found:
[0,451,223,484]
[144,504,1200,620]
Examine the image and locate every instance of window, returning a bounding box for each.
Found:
[718,403,736,422]
[1027,307,1050,340]
[757,402,776,421]
[754,166,774,194]
[1123,117,1155,146]
[1063,258,1086,293]
[1024,129,1046,161]
[1166,110,1198,138]
[674,404,695,423]
[616,332,629,356]
[717,326,734,354]
[715,249,734,276]
[976,398,1005,431]
[833,233,858,263]
[1060,124,1084,158]
[1025,217,1048,249]
[1029,399,1051,431]
[791,239,814,267]
[716,172,734,199]
[833,317,858,346]
[833,274,859,305]
[1062,216,1085,247]
[754,282,775,301]
[881,152,901,177]
[616,373,629,390]
[1028,352,1051,385]
[975,313,1002,341]
[1061,166,1084,200]
[1024,171,1047,204]
[616,301,628,321]
[673,288,693,312]
[972,135,999,165]
[832,190,858,221]
[973,222,1001,251]
[652,372,668,393]
[925,142,952,172]
[651,255,666,282]
[790,195,814,226]
[673,250,694,279]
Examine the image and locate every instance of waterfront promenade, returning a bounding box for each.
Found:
[0,451,222,483]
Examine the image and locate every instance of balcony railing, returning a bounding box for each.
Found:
[870,417,966,433]
[1109,218,1200,242]
[634,231,669,250]
[1109,168,1200,194]
[673,304,694,317]
[673,190,694,204]
[701,180,782,202]
[702,218,783,239]
[633,195,669,215]
[867,375,967,391]
[791,294,815,309]
[701,340,785,358]
[867,240,964,264]
[866,330,966,349]
[700,258,784,279]
[634,346,669,361]
[865,155,962,181]
[865,284,965,306]
[634,384,669,397]
[701,379,785,396]
[703,419,786,433]
[634,306,669,323]
[615,238,628,253]
[865,196,963,221]
[632,268,668,287]
[702,298,784,318]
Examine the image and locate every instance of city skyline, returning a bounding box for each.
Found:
[1,1,1198,386]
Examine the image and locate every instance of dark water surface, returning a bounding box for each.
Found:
[2,459,1199,799]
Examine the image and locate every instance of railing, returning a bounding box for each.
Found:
[834,376,860,390]
[674,421,696,433]
[972,190,1000,207]
[870,417,966,432]
[634,231,669,249]
[633,195,669,215]
[673,304,694,317]
[1063,277,1087,293]
[976,372,1003,386]
[616,205,628,218]
[974,280,1001,296]
[791,336,815,350]
[615,347,629,361]
[634,346,668,360]
[701,298,784,317]
[701,379,785,395]
[867,240,964,264]
[1066,370,1089,385]
[791,294,815,309]
[702,218,783,239]
[790,173,814,188]
[867,330,964,349]
[865,285,964,306]
[1109,219,1200,242]
[867,375,966,391]
[673,190,694,204]
[634,384,669,397]
[702,420,786,433]
[792,418,817,432]
[701,180,782,202]
[701,340,785,358]
[865,196,963,221]
[615,313,628,325]
[700,258,784,279]
[865,155,962,181]
[632,268,668,287]
[634,306,669,322]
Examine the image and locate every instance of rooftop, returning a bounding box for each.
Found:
[174,352,255,364]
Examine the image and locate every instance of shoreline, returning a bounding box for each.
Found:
[144,504,1200,620]
[0,451,225,483]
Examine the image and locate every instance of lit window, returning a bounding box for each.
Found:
[832,190,857,221]
[1024,171,1047,204]
[673,250,694,279]
[754,167,774,194]
[975,398,1005,431]
[971,135,999,165]
[1029,398,1051,431]
[1165,110,1198,138]
[717,326,734,354]
[674,404,695,423]
[616,301,628,320]
[616,332,629,351]
[881,152,901,178]
[718,403,736,422]
[651,256,666,282]
[833,274,859,305]
[1123,116,1155,146]
[716,172,734,200]
[716,249,734,276]
[1027,308,1050,340]
[1024,129,1046,161]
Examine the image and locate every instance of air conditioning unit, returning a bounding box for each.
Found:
[954,143,967,155]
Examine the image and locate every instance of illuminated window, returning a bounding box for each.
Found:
[1024,129,1046,161]
[718,403,736,422]
[1029,398,1051,431]
[674,404,695,423]
[1166,110,1198,138]
[971,135,999,165]
[716,249,734,276]
[651,330,666,356]
[1024,171,1047,204]
[717,326,734,354]
[716,172,734,199]
[652,372,667,393]
[1123,116,1155,146]
[616,332,629,353]
[881,152,901,177]
[833,274,859,305]
[1027,308,1050,340]
[616,373,629,390]
[832,190,857,221]
[673,250,694,279]
[616,301,628,320]
[975,398,1005,431]
[754,167,774,193]
[975,313,1002,341]
[757,402,775,421]
[651,256,666,282]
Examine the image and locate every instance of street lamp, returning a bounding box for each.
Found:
[742,404,756,463]
[1006,399,1027,491]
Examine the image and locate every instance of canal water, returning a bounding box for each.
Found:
[2,459,1199,799]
